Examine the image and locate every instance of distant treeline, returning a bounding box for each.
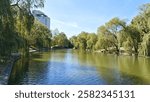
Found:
[69,3,150,56]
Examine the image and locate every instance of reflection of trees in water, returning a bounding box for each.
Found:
[74,51,118,68]
[50,50,66,62]
[74,50,150,84]
[8,52,53,85]
[8,56,29,85]
[118,56,150,83]
[31,52,52,62]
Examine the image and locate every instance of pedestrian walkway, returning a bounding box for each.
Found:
[0,53,20,85]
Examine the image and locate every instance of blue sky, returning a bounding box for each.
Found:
[39,0,150,37]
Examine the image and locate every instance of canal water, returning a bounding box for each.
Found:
[8,49,150,85]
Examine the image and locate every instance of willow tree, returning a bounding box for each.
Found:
[69,36,79,49]
[11,0,45,33]
[96,25,114,50]
[0,0,21,59]
[86,33,97,50]
[0,0,45,59]
[30,20,52,49]
[10,0,45,55]
[131,3,150,56]
[96,18,126,54]
[95,34,114,51]
[140,33,150,56]
[52,32,70,48]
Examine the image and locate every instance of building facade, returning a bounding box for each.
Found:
[32,10,50,29]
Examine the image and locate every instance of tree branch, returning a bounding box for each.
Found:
[11,0,21,6]
[11,0,22,11]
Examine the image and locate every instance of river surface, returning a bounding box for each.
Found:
[8,49,150,85]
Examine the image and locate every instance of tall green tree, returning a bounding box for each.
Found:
[30,20,52,49]
[0,0,21,58]
[0,0,45,59]
[140,33,150,56]
[105,17,126,35]
[131,3,150,35]
[86,33,97,50]
[131,3,150,56]
[52,32,70,48]
[11,0,45,55]
[96,18,126,53]
[70,36,79,49]
[119,26,140,54]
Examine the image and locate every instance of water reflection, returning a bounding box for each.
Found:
[8,56,29,85]
[8,49,150,85]
[73,50,150,84]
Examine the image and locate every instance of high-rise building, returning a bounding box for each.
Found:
[32,10,50,29]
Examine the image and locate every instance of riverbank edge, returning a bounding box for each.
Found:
[32,48,150,59]
[93,50,150,58]
[0,54,20,85]
[72,48,150,58]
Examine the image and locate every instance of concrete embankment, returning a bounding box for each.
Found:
[0,53,20,85]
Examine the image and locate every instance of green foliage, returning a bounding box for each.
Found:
[122,37,133,54]
[130,3,150,55]
[119,26,140,53]
[97,25,111,35]
[95,17,141,54]
[0,0,45,59]
[95,34,112,50]
[140,33,150,56]
[0,0,22,58]
[77,32,88,49]
[52,32,70,48]
[96,18,125,53]
[131,15,149,36]
[105,17,126,35]
[86,33,97,50]
[70,32,97,50]
[95,33,118,53]
[70,36,79,49]
[30,20,52,49]
[131,3,150,35]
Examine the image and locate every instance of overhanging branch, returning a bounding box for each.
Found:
[11,0,21,6]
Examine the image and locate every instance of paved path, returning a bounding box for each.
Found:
[0,53,20,85]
